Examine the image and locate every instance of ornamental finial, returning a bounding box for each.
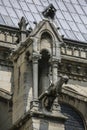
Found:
[42,4,56,19]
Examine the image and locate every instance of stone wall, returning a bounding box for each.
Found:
[0,100,12,130]
[0,65,12,92]
[13,52,33,123]
[12,113,65,130]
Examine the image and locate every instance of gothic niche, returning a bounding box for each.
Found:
[38,32,52,96]
[38,49,50,96]
[40,32,52,53]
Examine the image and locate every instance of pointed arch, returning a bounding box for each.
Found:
[60,103,86,130]
[40,30,56,56]
[38,49,51,96]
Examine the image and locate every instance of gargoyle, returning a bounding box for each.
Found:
[40,75,69,111]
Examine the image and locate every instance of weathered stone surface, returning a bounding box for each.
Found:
[8,19,87,130]
[0,101,12,130]
[13,51,33,123]
[0,67,12,92]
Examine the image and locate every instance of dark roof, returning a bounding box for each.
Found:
[0,0,87,42]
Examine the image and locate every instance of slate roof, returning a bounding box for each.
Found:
[0,0,87,42]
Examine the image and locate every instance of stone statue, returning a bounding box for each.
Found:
[40,75,69,111]
[18,17,28,31]
[18,17,29,42]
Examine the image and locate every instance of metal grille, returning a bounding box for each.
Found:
[61,104,85,130]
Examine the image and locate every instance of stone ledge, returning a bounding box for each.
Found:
[30,110,67,121]
[9,109,67,130]
[61,55,87,64]
[0,41,16,49]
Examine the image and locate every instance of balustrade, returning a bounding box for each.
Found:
[61,42,87,59]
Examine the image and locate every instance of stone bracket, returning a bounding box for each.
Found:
[30,100,39,111]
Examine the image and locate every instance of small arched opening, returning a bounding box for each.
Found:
[60,103,85,130]
[38,49,51,96]
[40,31,53,54]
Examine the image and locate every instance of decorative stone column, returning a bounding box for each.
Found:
[32,37,38,52]
[51,57,62,113]
[32,53,39,99]
[52,57,58,84]
[30,52,41,111]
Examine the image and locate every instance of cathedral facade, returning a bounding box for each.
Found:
[0,1,87,130]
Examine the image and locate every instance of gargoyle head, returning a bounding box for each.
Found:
[62,75,69,84]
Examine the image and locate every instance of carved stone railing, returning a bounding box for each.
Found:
[58,60,87,81]
[0,25,19,44]
[61,39,87,59]
[59,39,87,81]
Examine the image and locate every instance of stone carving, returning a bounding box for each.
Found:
[18,17,29,42]
[40,75,69,111]
[18,17,28,31]
[42,4,56,19]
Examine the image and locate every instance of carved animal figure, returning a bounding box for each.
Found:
[42,75,69,111]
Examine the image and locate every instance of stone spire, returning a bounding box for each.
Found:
[18,17,28,42]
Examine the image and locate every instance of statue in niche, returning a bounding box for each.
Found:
[40,75,69,111]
